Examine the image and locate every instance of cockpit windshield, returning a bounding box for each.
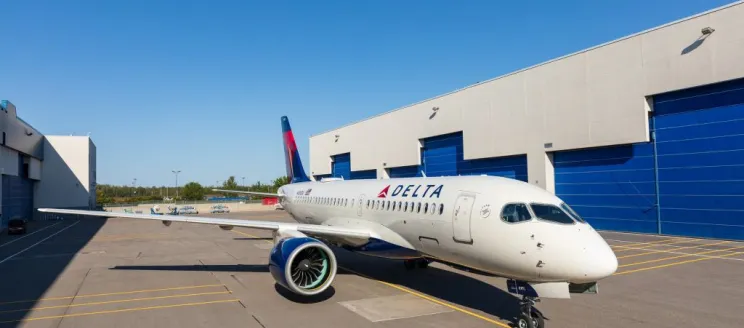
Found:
[529,203,576,224]
[560,203,586,223]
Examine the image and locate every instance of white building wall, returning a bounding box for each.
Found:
[28,157,41,180]
[309,2,744,191]
[35,136,94,209]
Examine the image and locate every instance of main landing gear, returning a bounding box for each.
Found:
[403,258,431,270]
[517,296,545,328]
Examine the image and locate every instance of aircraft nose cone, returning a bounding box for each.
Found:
[591,248,618,279]
[581,237,618,281]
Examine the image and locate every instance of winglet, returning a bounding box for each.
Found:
[281,116,311,183]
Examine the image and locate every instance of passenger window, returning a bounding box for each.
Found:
[416,202,421,213]
[367,200,370,208]
[438,204,444,215]
[501,204,532,223]
[530,204,575,224]
[430,203,435,214]
[424,203,428,213]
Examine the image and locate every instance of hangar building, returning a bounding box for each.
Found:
[308,2,744,240]
[0,100,96,228]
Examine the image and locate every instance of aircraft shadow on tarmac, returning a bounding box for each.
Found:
[110,247,526,325]
[232,237,273,241]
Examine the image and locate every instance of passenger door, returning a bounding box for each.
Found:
[452,192,475,244]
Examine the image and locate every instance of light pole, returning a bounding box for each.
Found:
[172,170,181,199]
[242,177,245,187]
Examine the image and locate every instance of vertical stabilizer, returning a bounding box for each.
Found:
[281,116,311,183]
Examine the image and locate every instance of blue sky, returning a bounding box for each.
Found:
[0,0,735,187]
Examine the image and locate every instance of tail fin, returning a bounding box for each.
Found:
[281,116,311,183]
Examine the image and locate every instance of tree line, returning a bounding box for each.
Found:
[96,175,290,204]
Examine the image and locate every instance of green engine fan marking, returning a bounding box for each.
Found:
[305,250,329,290]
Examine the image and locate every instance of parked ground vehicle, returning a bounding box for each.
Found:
[178,205,199,214]
[209,204,230,213]
[7,219,27,235]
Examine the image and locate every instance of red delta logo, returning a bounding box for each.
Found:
[377,185,390,198]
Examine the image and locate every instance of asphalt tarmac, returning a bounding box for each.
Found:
[0,210,741,327]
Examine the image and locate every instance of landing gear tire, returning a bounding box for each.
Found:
[518,296,544,328]
[516,311,544,328]
[404,260,416,270]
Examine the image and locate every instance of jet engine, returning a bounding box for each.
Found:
[269,236,337,296]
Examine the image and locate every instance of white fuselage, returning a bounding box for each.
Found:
[276,175,618,284]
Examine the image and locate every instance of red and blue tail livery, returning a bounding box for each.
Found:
[281,116,311,183]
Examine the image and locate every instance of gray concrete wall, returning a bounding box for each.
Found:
[308,2,744,192]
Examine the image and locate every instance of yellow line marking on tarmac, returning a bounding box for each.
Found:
[620,245,744,268]
[0,291,231,314]
[609,237,691,249]
[233,229,511,328]
[0,284,225,305]
[612,238,697,252]
[617,240,732,259]
[615,250,744,275]
[0,299,241,324]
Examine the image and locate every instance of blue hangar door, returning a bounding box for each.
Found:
[653,78,744,240]
[2,175,34,225]
[553,143,658,233]
[421,132,528,181]
[330,153,377,180]
[331,153,351,179]
[555,77,744,240]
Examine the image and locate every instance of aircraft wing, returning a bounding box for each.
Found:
[211,189,281,197]
[36,208,373,242]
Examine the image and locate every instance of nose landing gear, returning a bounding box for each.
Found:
[517,296,544,328]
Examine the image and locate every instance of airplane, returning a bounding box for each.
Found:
[39,116,618,328]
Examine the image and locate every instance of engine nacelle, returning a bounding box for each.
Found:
[268,237,337,296]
